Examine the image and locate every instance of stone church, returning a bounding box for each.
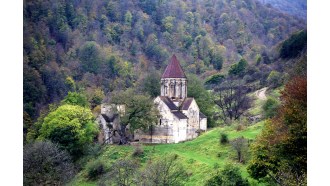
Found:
[136,54,207,143]
[97,55,207,144]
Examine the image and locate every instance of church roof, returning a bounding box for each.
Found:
[159,96,178,110]
[181,98,194,110]
[161,54,187,78]
[172,111,188,119]
[199,112,207,119]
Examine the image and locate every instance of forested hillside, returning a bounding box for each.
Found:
[259,0,307,20]
[23,0,307,185]
[23,0,305,120]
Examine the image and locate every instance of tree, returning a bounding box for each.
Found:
[210,46,224,70]
[231,137,248,163]
[111,89,159,144]
[37,104,99,159]
[228,58,248,76]
[124,11,133,27]
[23,64,46,117]
[141,72,161,98]
[100,158,140,186]
[205,164,249,186]
[266,70,282,88]
[139,154,188,186]
[79,41,103,74]
[280,30,307,59]
[248,76,307,185]
[262,97,280,118]
[214,78,251,122]
[23,141,75,186]
[61,91,90,108]
[187,74,217,127]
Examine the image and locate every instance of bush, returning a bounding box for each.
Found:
[86,160,106,180]
[132,143,144,157]
[262,97,280,118]
[206,164,249,186]
[37,104,99,160]
[23,141,75,186]
[220,133,229,144]
[236,124,244,131]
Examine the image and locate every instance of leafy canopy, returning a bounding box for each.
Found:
[38,104,98,159]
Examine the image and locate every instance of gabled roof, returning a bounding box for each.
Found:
[172,111,188,119]
[161,54,187,78]
[181,98,194,110]
[199,112,207,119]
[159,96,178,110]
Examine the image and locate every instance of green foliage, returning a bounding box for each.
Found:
[38,104,98,159]
[114,89,159,132]
[210,47,224,70]
[23,64,46,117]
[24,141,75,186]
[162,16,175,33]
[205,164,249,186]
[220,133,229,144]
[231,137,249,163]
[141,72,161,97]
[85,159,107,180]
[248,77,307,185]
[266,70,282,88]
[61,91,90,108]
[102,158,140,186]
[79,41,103,74]
[229,58,248,76]
[262,97,280,118]
[205,74,225,86]
[280,30,307,59]
[187,74,217,127]
[140,154,188,186]
[124,11,133,27]
[70,121,266,185]
[65,76,76,91]
[23,0,306,120]
[85,87,105,108]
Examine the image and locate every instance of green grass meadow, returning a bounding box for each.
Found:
[70,121,265,186]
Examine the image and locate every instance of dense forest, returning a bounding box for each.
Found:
[259,0,307,19]
[23,0,307,185]
[24,0,305,119]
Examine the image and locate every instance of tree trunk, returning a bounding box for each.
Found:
[118,124,128,145]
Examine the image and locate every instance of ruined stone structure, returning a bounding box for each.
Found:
[136,54,207,143]
[97,55,207,144]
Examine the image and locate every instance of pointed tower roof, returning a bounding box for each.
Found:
[161,54,187,78]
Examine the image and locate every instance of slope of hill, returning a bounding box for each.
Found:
[70,121,265,186]
[23,0,306,119]
[259,0,307,20]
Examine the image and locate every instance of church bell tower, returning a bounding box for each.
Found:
[160,55,187,100]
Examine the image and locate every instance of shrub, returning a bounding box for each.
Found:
[37,104,99,160]
[262,97,280,118]
[23,141,75,186]
[231,137,248,163]
[236,124,244,131]
[86,160,106,180]
[220,133,229,144]
[132,143,144,157]
[206,164,249,186]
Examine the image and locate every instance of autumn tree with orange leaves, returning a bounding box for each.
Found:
[248,76,307,185]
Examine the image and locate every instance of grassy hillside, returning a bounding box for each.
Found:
[70,121,265,186]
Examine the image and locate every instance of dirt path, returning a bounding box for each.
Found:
[255,87,268,100]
